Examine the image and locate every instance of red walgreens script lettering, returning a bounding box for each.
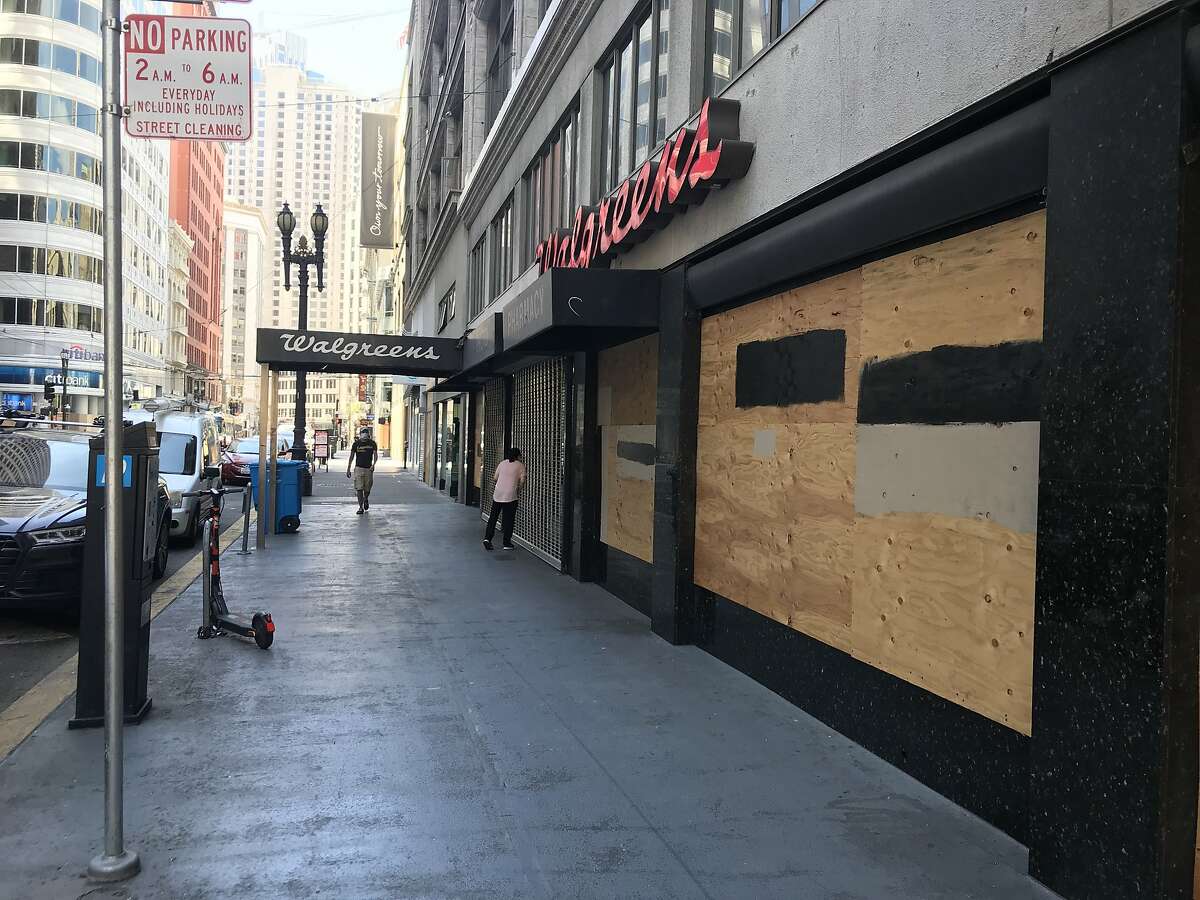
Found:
[535,97,753,273]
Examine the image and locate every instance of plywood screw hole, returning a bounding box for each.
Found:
[886,537,893,545]
[1027,230,1038,241]
[896,596,903,605]
[1006,543,1013,551]
[893,305,900,312]
[1007,688,1013,696]
[991,638,1000,648]
[1018,630,1024,638]
[903,339,912,349]
[880,614,887,622]
[984,593,992,603]
[875,564,883,573]
[1022,306,1033,316]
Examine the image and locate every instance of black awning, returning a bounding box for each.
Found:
[256,328,462,376]
[500,268,659,354]
[434,313,505,393]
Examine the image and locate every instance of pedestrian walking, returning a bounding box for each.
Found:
[483,447,525,551]
[346,426,378,515]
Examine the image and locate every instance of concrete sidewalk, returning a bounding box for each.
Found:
[0,469,1058,899]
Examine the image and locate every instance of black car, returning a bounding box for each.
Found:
[0,428,171,616]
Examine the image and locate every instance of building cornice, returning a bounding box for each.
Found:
[457,0,601,225]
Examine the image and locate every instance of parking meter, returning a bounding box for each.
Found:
[70,422,159,728]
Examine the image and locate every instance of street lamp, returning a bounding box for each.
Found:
[59,348,69,424]
[277,203,327,488]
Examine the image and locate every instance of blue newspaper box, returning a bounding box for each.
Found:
[249,459,306,533]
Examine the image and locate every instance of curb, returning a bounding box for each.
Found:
[0,513,255,762]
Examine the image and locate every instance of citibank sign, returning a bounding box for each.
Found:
[535,98,755,273]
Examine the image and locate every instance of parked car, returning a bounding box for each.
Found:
[229,435,292,468]
[220,449,250,486]
[0,428,171,616]
[126,406,220,546]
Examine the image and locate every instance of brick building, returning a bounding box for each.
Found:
[168,2,226,407]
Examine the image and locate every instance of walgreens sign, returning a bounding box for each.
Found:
[534,98,754,273]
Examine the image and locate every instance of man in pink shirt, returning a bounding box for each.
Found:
[483,447,526,551]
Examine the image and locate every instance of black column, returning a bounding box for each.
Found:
[566,350,600,581]
[650,266,700,645]
[1031,13,1199,898]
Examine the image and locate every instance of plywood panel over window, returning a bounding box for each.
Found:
[695,210,1046,735]
[599,334,659,563]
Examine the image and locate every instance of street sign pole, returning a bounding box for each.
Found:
[87,0,139,883]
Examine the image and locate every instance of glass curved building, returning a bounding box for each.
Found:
[0,0,170,418]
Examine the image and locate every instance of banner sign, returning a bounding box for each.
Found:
[124,15,252,141]
[256,328,461,376]
[360,113,397,248]
[535,98,754,273]
[0,366,101,389]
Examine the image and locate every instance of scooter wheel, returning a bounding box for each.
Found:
[252,613,274,650]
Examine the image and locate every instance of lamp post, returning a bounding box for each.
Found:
[59,348,69,423]
[276,203,327,489]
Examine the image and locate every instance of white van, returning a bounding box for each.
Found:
[126,405,221,545]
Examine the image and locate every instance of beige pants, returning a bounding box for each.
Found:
[353,467,374,492]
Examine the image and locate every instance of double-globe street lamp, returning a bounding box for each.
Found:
[276,202,328,493]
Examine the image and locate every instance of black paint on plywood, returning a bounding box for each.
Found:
[616,440,656,466]
[695,586,1030,842]
[600,544,652,617]
[735,329,846,409]
[857,341,1043,424]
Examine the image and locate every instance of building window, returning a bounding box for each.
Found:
[708,0,820,93]
[467,234,487,321]
[435,287,455,334]
[522,104,578,268]
[597,0,669,198]
[489,195,513,303]
[484,0,515,131]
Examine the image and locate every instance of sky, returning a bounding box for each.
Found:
[243,0,411,98]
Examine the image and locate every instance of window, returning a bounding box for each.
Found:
[522,105,578,267]
[467,234,487,321]
[484,0,515,131]
[597,0,669,197]
[489,195,513,301]
[436,287,455,334]
[708,0,820,92]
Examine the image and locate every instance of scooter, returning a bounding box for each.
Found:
[182,483,275,649]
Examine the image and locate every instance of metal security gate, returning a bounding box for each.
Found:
[481,377,507,519]
[510,357,568,567]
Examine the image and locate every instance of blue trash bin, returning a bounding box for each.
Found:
[248,459,306,534]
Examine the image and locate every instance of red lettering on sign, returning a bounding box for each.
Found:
[535,98,753,273]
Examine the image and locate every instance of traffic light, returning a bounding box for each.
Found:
[43,380,54,401]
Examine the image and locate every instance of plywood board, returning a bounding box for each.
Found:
[601,425,655,563]
[850,511,1035,734]
[695,422,855,652]
[598,333,659,426]
[699,269,862,429]
[860,210,1046,362]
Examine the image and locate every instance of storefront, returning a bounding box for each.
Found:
[429,13,1200,896]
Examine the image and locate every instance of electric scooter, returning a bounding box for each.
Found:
[182,483,275,649]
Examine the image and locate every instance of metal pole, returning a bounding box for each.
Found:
[267,371,278,539]
[292,265,307,463]
[60,355,68,424]
[88,0,138,882]
[238,487,251,555]
[256,365,268,550]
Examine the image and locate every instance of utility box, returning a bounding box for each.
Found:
[70,421,159,728]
